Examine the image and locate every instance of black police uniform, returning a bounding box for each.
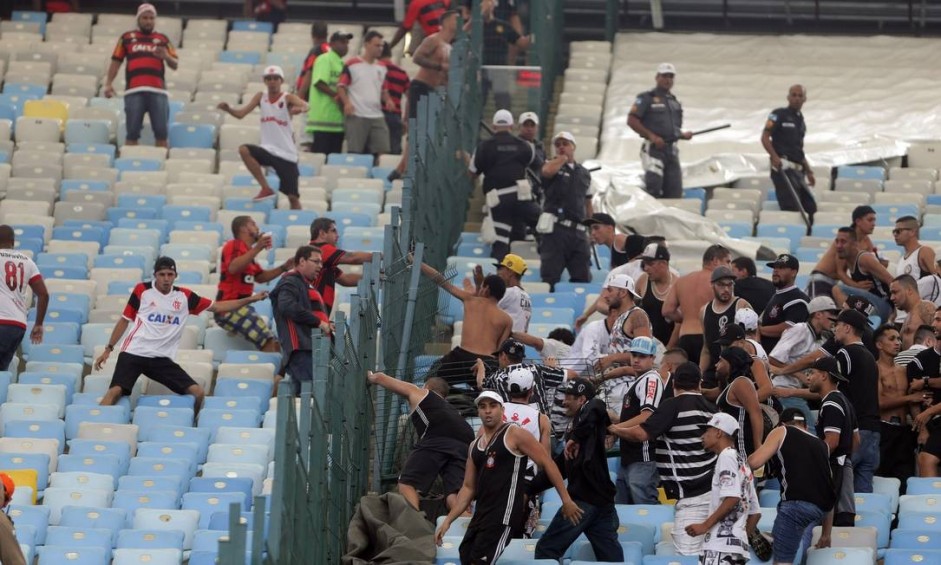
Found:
[471,131,540,260]
[540,161,592,287]
[631,87,683,198]
[765,107,817,216]
[510,138,546,241]
[481,17,519,110]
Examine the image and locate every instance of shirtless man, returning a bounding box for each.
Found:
[874,324,920,486]
[389,9,459,180]
[890,274,937,349]
[662,244,731,364]
[806,242,844,299]
[420,261,513,388]
[836,205,886,286]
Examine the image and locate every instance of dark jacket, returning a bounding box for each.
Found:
[269,271,325,364]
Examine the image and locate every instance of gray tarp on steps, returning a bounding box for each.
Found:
[344,492,437,565]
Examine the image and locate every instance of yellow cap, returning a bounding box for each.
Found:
[495,254,527,276]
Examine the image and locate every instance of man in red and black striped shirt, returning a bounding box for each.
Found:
[295,21,330,98]
[104,3,177,148]
[389,0,451,50]
[308,217,376,315]
[380,42,411,156]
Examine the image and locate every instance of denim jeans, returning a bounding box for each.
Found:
[852,429,880,493]
[773,500,826,564]
[535,499,623,561]
[124,91,169,141]
[615,461,660,505]
[0,325,25,372]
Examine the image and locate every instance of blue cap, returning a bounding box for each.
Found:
[629,336,657,356]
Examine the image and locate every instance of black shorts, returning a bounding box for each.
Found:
[407,80,433,119]
[109,352,198,396]
[923,420,941,459]
[244,144,299,197]
[677,334,704,367]
[459,521,515,565]
[398,437,468,495]
[433,347,495,389]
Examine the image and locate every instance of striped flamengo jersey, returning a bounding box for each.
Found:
[111,29,177,94]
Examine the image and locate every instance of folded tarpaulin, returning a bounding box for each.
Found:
[344,492,437,565]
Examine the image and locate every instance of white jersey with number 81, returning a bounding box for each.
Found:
[0,249,41,328]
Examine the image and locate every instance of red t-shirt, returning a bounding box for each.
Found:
[311,241,345,314]
[217,239,263,301]
[296,42,331,93]
[404,0,451,35]
[111,29,177,94]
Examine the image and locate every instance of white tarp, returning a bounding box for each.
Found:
[590,32,940,258]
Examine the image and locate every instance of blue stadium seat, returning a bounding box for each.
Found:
[117,194,168,210]
[455,242,490,258]
[890,529,941,550]
[126,457,194,483]
[4,420,66,454]
[873,204,920,225]
[145,426,211,463]
[7,505,49,546]
[64,120,110,145]
[327,153,374,168]
[27,344,84,365]
[67,439,131,474]
[94,253,147,270]
[51,226,104,247]
[884,548,941,565]
[107,207,159,223]
[29,306,87,326]
[13,224,47,242]
[268,209,317,227]
[211,380,271,414]
[811,224,842,238]
[11,10,46,35]
[331,211,375,230]
[116,218,170,243]
[0,371,11,404]
[161,205,212,223]
[168,124,216,149]
[855,492,892,517]
[0,454,51,491]
[224,197,275,215]
[757,223,804,252]
[112,490,181,527]
[135,442,201,477]
[529,292,580,311]
[219,50,262,65]
[183,492,249,529]
[37,252,89,271]
[64,405,130,439]
[55,453,123,488]
[59,506,127,547]
[60,180,111,199]
[133,407,195,432]
[720,221,753,238]
[907,477,941,495]
[232,20,274,33]
[643,556,698,565]
[616,504,675,542]
[3,83,47,100]
[188,476,254,511]
[115,529,185,551]
[838,166,886,180]
[222,350,282,366]
[45,526,114,560]
[42,266,88,281]
[197,409,261,440]
[116,476,184,504]
[136,395,196,410]
[13,237,43,256]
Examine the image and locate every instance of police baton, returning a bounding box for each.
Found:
[688,124,731,136]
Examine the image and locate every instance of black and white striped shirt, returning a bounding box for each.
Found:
[482,362,567,435]
[640,392,719,499]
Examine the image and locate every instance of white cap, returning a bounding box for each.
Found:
[506,367,534,394]
[657,63,676,75]
[262,65,285,79]
[605,273,641,298]
[476,391,504,406]
[492,109,514,126]
[734,308,759,331]
[703,412,739,436]
[519,111,539,125]
[808,296,839,314]
[552,131,576,146]
[137,3,157,18]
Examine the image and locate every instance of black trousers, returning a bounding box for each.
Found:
[879,420,916,491]
[771,168,817,217]
[539,225,591,287]
[489,194,540,261]
[641,141,682,199]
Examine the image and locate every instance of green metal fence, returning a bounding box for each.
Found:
[530,0,565,135]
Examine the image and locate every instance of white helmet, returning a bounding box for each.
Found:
[506,366,534,394]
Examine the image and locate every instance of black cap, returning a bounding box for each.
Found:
[672,362,702,389]
[499,338,525,359]
[836,309,869,333]
[715,323,746,346]
[852,205,876,222]
[625,234,647,259]
[766,253,799,270]
[330,30,354,41]
[810,356,848,382]
[780,407,807,424]
[640,242,671,262]
[844,295,875,317]
[563,378,595,399]
[153,256,177,273]
[581,213,616,227]
[710,266,736,283]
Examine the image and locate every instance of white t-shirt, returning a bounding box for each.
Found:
[499,286,532,332]
[121,282,213,358]
[503,401,542,472]
[339,57,387,118]
[0,249,41,328]
[569,319,610,376]
[259,91,298,163]
[701,447,759,557]
[769,322,823,388]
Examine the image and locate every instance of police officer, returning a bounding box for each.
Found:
[627,63,693,199]
[470,109,540,261]
[512,110,545,241]
[761,84,817,217]
[539,131,593,290]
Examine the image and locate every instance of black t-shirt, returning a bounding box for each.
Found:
[907,347,941,417]
[834,343,880,432]
[631,87,683,141]
[759,286,809,352]
[821,327,877,359]
[777,425,836,511]
[817,390,857,460]
[765,107,806,163]
[734,276,775,318]
[471,131,534,192]
[481,17,520,65]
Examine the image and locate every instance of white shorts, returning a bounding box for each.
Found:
[673,492,712,556]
